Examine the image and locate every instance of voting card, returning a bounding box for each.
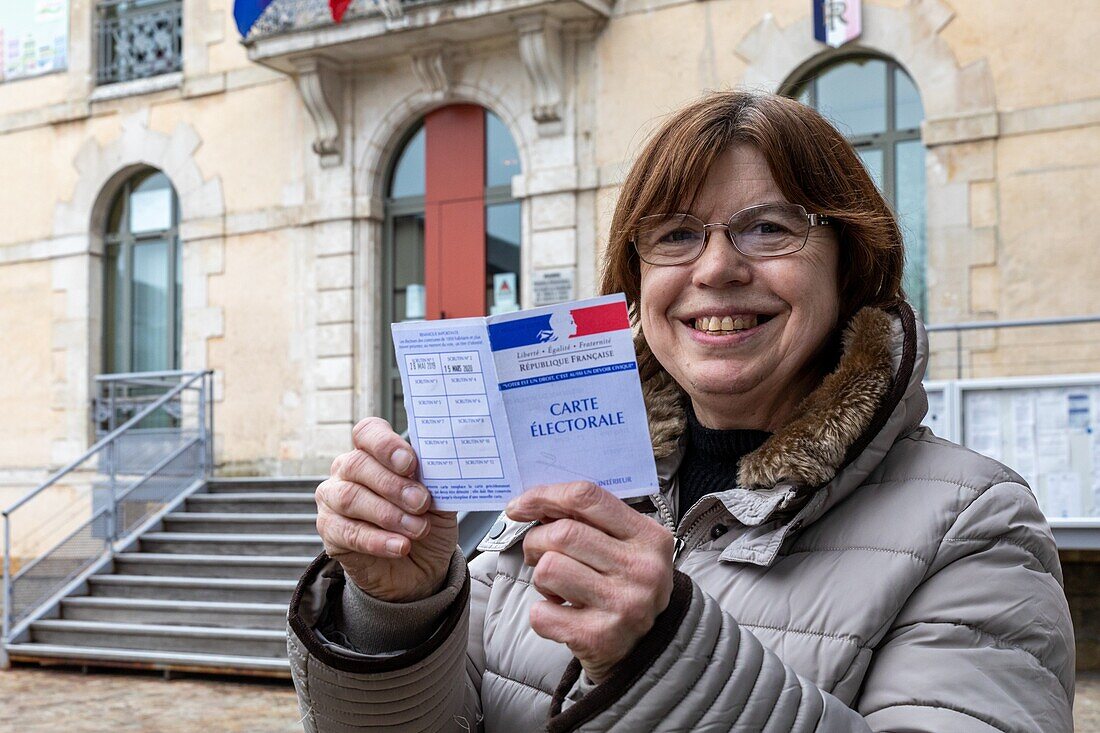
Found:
[392,294,658,510]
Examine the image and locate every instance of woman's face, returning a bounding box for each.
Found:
[638,144,841,431]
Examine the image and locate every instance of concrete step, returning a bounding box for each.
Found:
[139,532,324,556]
[89,575,296,604]
[185,492,316,514]
[113,552,313,580]
[60,596,288,630]
[4,643,291,678]
[204,477,323,494]
[29,619,287,658]
[163,512,318,535]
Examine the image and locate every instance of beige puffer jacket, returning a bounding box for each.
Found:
[287,305,1075,732]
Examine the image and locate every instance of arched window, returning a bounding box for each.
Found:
[383,107,522,431]
[789,55,927,317]
[103,169,181,374]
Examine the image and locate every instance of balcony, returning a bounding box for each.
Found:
[96,0,184,86]
[243,0,611,165]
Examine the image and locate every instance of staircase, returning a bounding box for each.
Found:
[5,477,323,678]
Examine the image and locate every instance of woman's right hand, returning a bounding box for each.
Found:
[315,417,459,603]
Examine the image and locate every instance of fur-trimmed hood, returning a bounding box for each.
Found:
[639,304,929,561]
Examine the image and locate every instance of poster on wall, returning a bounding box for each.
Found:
[0,0,68,83]
[961,384,1100,520]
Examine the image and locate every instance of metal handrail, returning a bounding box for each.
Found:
[95,369,201,381]
[2,371,207,516]
[10,435,200,586]
[3,370,213,664]
[112,435,202,506]
[926,314,1100,332]
[925,314,1100,379]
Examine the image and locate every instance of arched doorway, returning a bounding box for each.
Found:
[382,105,522,431]
[787,55,927,317]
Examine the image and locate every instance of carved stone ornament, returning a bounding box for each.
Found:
[291,56,344,167]
[411,46,455,98]
[513,13,564,136]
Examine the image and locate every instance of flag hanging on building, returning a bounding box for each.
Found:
[233,0,274,37]
[330,0,352,23]
[813,0,861,48]
[234,0,352,37]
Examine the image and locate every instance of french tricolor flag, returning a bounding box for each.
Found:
[234,0,352,38]
[813,0,861,49]
[488,300,630,352]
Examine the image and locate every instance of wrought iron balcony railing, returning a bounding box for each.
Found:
[96,0,183,86]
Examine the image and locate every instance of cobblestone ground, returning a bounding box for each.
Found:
[1,665,1099,731]
[0,665,301,732]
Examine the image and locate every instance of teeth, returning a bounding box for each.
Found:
[693,314,760,332]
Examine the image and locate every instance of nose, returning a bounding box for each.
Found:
[690,225,753,288]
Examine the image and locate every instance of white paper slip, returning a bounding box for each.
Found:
[392,294,659,511]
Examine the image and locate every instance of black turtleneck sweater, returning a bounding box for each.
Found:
[677,407,771,520]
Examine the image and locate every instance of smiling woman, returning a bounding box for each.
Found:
[287,91,1074,733]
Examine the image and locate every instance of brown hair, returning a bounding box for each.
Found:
[601,91,905,345]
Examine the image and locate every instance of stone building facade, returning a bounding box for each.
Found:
[2,0,1099,488]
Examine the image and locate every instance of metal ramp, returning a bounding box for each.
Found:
[5,477,322,678]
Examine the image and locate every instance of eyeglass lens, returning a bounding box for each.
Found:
[635,203,811,265]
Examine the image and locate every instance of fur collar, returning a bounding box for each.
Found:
[639,307,898,490]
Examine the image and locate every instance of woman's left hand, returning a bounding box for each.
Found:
[506,482,675,684]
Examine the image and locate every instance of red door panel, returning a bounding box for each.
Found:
[424,105,485,319]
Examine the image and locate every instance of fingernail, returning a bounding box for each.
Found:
[391,448,414,473]
[402,485,429,512]
[386,538,405,556]
[401,514,428,535]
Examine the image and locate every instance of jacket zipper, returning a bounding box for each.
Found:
[652,492,723,567]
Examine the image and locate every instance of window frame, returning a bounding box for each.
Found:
[785,52,927,317]
[788,53,921,205]
[103,170,182,375]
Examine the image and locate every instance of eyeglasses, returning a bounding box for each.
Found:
[631,203,832,266]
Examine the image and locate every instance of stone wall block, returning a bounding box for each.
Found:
[968,226,998,267]
[50,439,83,468]
[315,356,353,390]
[318,289,353,324]
[969,264,1000,315]
[924,178,969,229]
[315,390,354,425]
[49,319,84,351]
[531,192,576,231]
[313,424,353,459]
[922,111,999,147]
[181,179,225,222]
[178,217,224,243]
[316,254,354,290]
[531,229,576,268]
[313,221,355,256]
[317,323,353,357]
[969,181,998,229]
[924,225,970,323]
[164,123,202,175]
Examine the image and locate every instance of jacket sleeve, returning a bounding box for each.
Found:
[286,548,489,732]
[856,480,1074,732]
[547,481,1075,733]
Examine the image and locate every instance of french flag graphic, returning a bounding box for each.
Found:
[488,300,630,351]
[813,0,862,49]
[569,301,630,337]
